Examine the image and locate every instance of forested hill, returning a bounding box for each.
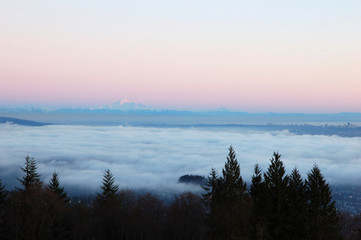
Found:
[0,117,48,126]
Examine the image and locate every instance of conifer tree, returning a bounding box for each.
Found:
[98,169,119,201]
[305,165,340,240]
[250,164,264,203]
[218,146,250,239]
[93,170,121,239]
[287,167,307,239]
[202,168,221,238]
[202,168,219,207]
[47,171,70,204]
[222,146,247,194]
[250,164,268,240]
[18,155,41,190]
[264,152,289,240]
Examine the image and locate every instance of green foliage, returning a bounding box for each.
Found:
[48,171,70,204]
[306,164,340,240]
[17,155,41,190]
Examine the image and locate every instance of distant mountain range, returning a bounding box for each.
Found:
[0,99,360,116]
[0,99,151,114]
[1,99,361,127]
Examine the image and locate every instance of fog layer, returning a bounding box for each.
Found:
[0,124,360,194]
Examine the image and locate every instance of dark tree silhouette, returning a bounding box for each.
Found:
[250,164,268,240]
[202,167,222,239]
[287,167,307,239]
[93,169,122,240]
[202,168,218,207]
[0,151,348,240]
[132,193,166,240]
[17,155,41,190]
[0,178,6,238]
[47,171,70,204]
[0,179,5,207]
[264,152,289,240]
[216,146,251,240]
[99,169,119,200]
[305,164,340,240]
[167,192,205,240]
[179,174,206,185]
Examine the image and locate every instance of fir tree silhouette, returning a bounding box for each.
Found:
[47,171,70,203]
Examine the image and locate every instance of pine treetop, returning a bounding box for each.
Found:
[222,146,246,189]
[305,164,339,239]
[250,164,264,197]
[17,155,41,190]
[289,168,304,189]
[264,152,288,188]
[251,164,262,185]
[306,164,334,208]
[202,168,218,192]
[100,169,119,199]
[48,171,70,203]
[219,146,247,201]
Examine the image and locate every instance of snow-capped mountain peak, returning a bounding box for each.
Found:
[104,99,148,111]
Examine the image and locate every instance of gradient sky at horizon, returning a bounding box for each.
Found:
[1,0,360,113]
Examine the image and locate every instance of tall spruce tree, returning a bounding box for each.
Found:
[18,155,41,190]
[47,171,70,204]
[98,169,119,201]
[93,170,121,239]
[218,146,250,240]
[287,167,307,239]
[305,165,340,240]
[202,168,221,238]
[250,164,268,240]
[221,146,247,198]
[264,152,289,240]
[202,168,219,208]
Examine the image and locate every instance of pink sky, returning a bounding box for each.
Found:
[1,1,360,113]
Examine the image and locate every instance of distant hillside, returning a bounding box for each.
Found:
[178,174,206,185]
[0,117,48,126]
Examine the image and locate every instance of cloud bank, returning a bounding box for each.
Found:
[0,124,360,194]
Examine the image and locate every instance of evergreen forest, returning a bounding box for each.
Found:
[0,148,360,240]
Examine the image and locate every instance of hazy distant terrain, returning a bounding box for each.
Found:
[0,116,48,126]
[1,112,361,213]
[1,113,361,137]
[1,104,361,126]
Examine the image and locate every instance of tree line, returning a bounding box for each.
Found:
[0,148,360,240]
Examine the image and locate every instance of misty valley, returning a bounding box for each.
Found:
[0,116,361,239]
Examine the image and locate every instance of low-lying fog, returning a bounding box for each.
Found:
[0,123,360,195]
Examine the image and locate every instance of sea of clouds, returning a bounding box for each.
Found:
[0,123,360,195]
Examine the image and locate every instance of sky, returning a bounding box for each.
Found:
[0,124,360,194]
[1,0,360,113]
